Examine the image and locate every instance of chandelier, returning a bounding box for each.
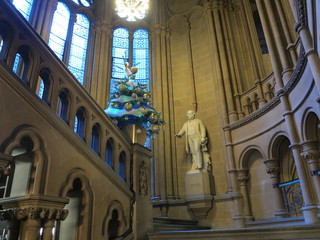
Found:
[115,0,149,22]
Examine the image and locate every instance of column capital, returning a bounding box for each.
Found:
[301,141,320,164]
[236,169,249,183]
[263,158,280,177]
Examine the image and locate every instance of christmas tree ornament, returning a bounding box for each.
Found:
[131,93,138,98]
[143,93,151,100]
[131,67,138,74]
[118,84,128,92]
[124,102,133,111]
[152,124,160,133]
[141,107,148,115]
[150,113,159,123]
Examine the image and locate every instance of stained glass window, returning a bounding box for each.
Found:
[111,28,129,91]
[13,53,26,81]
[110,28,149,93]
[119,151,126,181]
[12,53,22,74]
[58,91,69,122]
[91,124,100,154]
[48,2,70,60]
[133,29,149,87]
[68,14,90,85]
[12,0,34,21]
[74,108,85,138]
[0,37,3,53]
[106,139,114,168]
[37,78,44,99]
[72,0,92,7]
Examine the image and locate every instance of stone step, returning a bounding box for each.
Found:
[153,217,211,232]
[148,224,320,240]
[153,223,211,231]
[246,216,305,228]
[153,217,198,226]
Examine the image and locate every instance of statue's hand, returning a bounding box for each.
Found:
[175,134,182,138]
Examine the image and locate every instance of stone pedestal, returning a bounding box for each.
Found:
[185,170,215,218]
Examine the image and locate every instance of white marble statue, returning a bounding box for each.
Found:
[175,110,211,171]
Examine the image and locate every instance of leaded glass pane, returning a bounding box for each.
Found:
[74,116,79,133]
[37,78,44,99]
[48,2,70,60]
[68,14,90,85]
[0,37,3,53]
[12,0,34,21]
[72,0,92,7]
[12,53,24,78]
[110,28,129,91]
[133,29,149,88]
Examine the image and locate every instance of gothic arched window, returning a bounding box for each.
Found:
[48,1,90,85]
[12,0,34,21]
[74,107,86,139]
[91,124,100,154]
[105,139,114,168]
[110,27,149,92]
[118,151,126,181]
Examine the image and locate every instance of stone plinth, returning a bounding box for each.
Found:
[185,170,215,218]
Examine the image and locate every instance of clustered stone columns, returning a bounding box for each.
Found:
[301,141,320,205]
[263,159,287,218]
[0,207,68,240]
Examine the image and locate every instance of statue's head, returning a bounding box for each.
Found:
[186,110,195,120]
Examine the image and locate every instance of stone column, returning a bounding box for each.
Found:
[295,0,320,97]
[301,141,320,204]
[274,0,298,65]
[264,159,287,218]
[150,24,168,215]
[237,169,253,221]
[212,1,238,123]
[19,208,41,240]
[255,0,284,90]
[263,0,293,83]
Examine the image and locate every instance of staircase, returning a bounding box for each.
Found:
[153,217,211,232]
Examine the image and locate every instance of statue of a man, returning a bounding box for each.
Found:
[175,110,207,170]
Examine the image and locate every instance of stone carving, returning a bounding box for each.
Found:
[0,207,68,221]
[138,161,148,196]
[175,110,211,171]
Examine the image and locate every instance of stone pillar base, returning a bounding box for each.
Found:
[185,170,215,218]
[302,205,320,224]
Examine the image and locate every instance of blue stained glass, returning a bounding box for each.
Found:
[12,53,25,80]
[0,37,3,53]
[68,14,89,85]
[37,78,44,99]
[119,152,126,181]
[12,0,34,21]
[133,29,149,88]
[48,2,70,60]
[72,0,92,7]
[110,28,129,91]
[12,53,21,73]
[74,116,78,132]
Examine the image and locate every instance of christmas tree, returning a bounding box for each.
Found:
[105,62,165,141]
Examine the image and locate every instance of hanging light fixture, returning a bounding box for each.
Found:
[115,0,149,22]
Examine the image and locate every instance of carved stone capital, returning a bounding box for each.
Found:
[237,169,249,183]
[264,159,280,177]
[301,141,320,164]
[0,207,68,221]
